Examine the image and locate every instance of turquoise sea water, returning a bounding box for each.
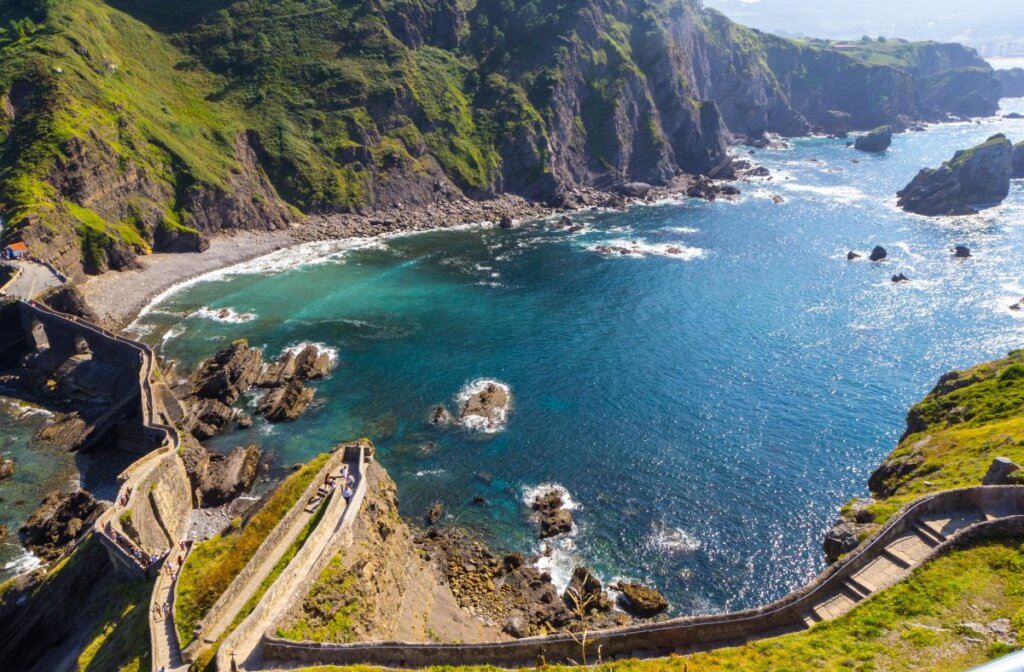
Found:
[9,99,1024,611]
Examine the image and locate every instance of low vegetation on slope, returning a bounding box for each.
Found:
[865,350,1024,523]
[305,537,1024,671]
[174,452,330,647]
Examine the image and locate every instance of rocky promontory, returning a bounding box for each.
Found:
[897,134,1013,216]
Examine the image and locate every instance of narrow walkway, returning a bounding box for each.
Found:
[151,543,192,672]
[216,447,369,671]
[185,448,353,664]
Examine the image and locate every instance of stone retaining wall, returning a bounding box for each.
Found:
[261,486,1024,667]
[183,445,353,661]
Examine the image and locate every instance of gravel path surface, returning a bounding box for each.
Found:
[80,230,295,329]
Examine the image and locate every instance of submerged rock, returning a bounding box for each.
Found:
[847,251,862,260]
[869,246,888,262]
[854,126,892,153]
[615,582,668,617]
[897,134,1013,216]
[428,404,453,426]
[892,273,909,283]
[954,245,971,258]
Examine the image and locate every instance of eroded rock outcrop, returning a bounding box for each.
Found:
[257,379,315,422]
[854,126,892,153]
[200,444,262,506]
[19,490,105,562]
[531,489,573,539]
[615,582,669,618]
[897,134,1013,216]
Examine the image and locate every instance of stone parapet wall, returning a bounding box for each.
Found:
[261,486,1024,667]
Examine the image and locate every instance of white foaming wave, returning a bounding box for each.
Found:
[2,549,42,576]
[191,306,258,324]
[455,378,512,434]
[649,524,701,553]
[993,282,1024,318]
[781,183,867,204]
[521,482,580,511]
[282,341,340,368]
[0,399,54,420]
[414,468,446,477]
[532,533,580,595]
[893,242,925,262]
[587,238,705,261]
[161,323,187,347]
[665,226,700,234]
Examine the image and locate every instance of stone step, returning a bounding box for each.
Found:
[840,580,867,602]
[846,574,877,597]
[911,519,944,546]
[802,612,821,628]
[881,546,913,569]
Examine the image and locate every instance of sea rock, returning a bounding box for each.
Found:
[0,457,13,481]
[847,251,861,260]
[564,566,611,613]
[499,215,514,229]
[771,194,785,204]
[459,382,510,429]
[199,444,261,506]
[982,457,1021,486]
[426,501,444,525]
[1012,141,1024,179]
[293,345,334,381]
[429,405,453,425]
[616,182,652,199]
[257,379,315,422]
[954,245,971,258]
[35,412,90,451]
[20,490,105,562]
[854,126,892,153]
[532,490,573,538]
[558,215,573,228]
[188,339,264,405]
[892,273,909,283]
[869,246,887,262]
[615,582,668,617]
[186,398,236,441]
[897,134,1013,216]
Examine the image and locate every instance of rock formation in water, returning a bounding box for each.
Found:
[531,489,573,538]
[897,134,1014,216]
[615,582,669,617]
[854,126,893,153]
[19,490,105,562]
[1012,141,1024,179]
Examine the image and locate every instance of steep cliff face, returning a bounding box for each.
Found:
[0,0,1011,277]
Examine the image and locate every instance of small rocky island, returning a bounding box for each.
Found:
[854,126,892,153]
[897,134,1014,216]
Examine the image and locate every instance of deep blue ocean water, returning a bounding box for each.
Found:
[6,99,1024,609]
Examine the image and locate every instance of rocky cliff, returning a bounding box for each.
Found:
[897,134,1014,216]
[0,0,1010,277]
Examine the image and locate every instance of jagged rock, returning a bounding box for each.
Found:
[199,444,261,506]
[294,345,333,380]
[897,134,1013,216]
[35,412,90,451]
[429,404,453,425]
[0,458,13,481]
[189,340,264,405]
[19,490,105,562]
[869,448,926,497]
[532,490,573,538]
[823,520,873,563]
[471,495,487,506]
[982,457,1021,485]
[187,398,236,441]
[1012,141,1024,179]
[954,245,971,258]
[892,273,909,283]
[854,126,892,153]
[558,215,573,228]
[459,383,510,430]
[498,215,514,229]
[869,246,887,262]
[257,379,315,422]
[502,615,530,638]
[847,251,861,260]
[616,182,652,198]
[615,582,668,617]
[236,414,253,429]
[39,285,98,322]
[426,501,444,525]
[564,566,611,613]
